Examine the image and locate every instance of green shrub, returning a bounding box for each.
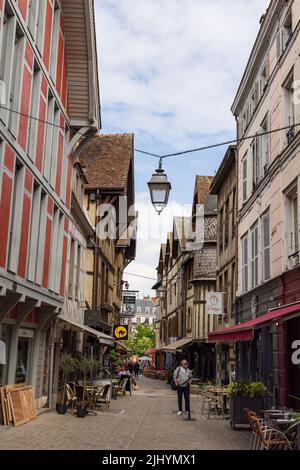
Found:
[226,380,268,397]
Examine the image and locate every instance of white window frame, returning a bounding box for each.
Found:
[262,209,271,281]
[251,223,259,289]
[242,154,248,203]
[241,233,249,293]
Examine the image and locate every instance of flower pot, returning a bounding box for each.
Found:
[76,408,87,418]
[230,395,270,429]
[56,403,67,415]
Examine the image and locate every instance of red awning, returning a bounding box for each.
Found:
[208,301,300,343]
[145,348,161,355]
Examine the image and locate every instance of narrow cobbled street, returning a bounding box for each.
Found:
[0,377,249,450]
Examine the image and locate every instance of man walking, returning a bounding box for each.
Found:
[133,361,140,380]
[173,359,192,416]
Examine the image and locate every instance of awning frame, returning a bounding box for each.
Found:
[60,318,115,346]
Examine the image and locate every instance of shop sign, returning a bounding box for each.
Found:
[291,340,300,365]
[206,292,223,315]
[113,325,129,341]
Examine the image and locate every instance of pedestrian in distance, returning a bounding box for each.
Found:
[133,362,140,380]
[173,359,192,416]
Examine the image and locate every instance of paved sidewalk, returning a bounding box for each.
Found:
[0,376,249,450]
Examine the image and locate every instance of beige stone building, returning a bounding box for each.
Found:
[209,146,237,385]
[212,0,300,406]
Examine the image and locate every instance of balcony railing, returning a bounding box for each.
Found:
[286,125,296,145]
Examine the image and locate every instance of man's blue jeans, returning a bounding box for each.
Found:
[177,384,190,412]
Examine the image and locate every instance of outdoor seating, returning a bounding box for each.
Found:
[245,409,293,450]
[65,383,78,412]
[95,384,111,411]
[112,378,128,398]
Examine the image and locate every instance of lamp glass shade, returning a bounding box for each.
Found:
[157,286,166,299]
[147,168,171,215]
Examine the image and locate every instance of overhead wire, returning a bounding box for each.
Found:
[0,103,299,159]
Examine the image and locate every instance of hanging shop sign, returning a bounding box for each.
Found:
[121,290,138,318]
[206,292,224,315]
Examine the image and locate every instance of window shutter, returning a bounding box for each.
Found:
[243,159,247,202]
[263,212,271,280]
[242,235,248,292]
[276,30,282,59]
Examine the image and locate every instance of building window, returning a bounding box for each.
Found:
[285,182,299,268]
[187,307,192,333]
[43,93,54,180]
[251,136,260,189]
[242,234,249,293]
[224,269,228,318]
[283,70,295,145]
[224,199,229,246]
[68,238,75,298]
[259,62,269,96]
[75,244,81,300]
[36,0,46,55]
[262,210,271,281]
[232,188,236,238]
[261,114,269,173]
[242,155,248,203]
[251,223,258,288]
[27,64,41,161]
[28,0,39,39]
[35,191,47,285]
[0,6,15,126]
[27,183,41,281]
[50,2,60,82]
[8,26,24,136]
[7,161,24,273]
[277,11,292,59]
[219,207,224,251]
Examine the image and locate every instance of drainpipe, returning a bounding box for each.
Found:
[47,319,56,409]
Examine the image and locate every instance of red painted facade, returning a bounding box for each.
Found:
[0,0,72,302]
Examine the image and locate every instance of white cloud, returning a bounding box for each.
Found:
[95,0,269,147]
[94,0,270,294]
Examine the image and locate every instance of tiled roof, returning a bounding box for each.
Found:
[173,217,193,248]
[79,134,134,192]
[194,175,214,205]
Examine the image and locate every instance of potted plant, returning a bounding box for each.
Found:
[226,380,270,429]
[56,352,77,414]
[76,356,95,417]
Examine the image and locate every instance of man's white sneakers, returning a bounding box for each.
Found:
[177,411,182,416]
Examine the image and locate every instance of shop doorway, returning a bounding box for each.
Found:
[15,331,34,384]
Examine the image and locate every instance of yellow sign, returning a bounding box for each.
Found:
[114,325,128,340]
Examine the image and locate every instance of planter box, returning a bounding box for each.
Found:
[230,395,269,429]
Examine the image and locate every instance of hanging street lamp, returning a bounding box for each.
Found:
[156,285,166,299]
[147,158,172,215]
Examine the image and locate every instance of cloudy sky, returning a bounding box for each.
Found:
[94,0,270,297]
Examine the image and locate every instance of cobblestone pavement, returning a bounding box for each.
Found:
[0,376,249,450]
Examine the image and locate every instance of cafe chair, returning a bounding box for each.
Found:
[96,384,111,411]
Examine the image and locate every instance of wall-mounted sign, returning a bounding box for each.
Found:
[206,292,223,315]
[121,290,138,318]
[113,325,128,341]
